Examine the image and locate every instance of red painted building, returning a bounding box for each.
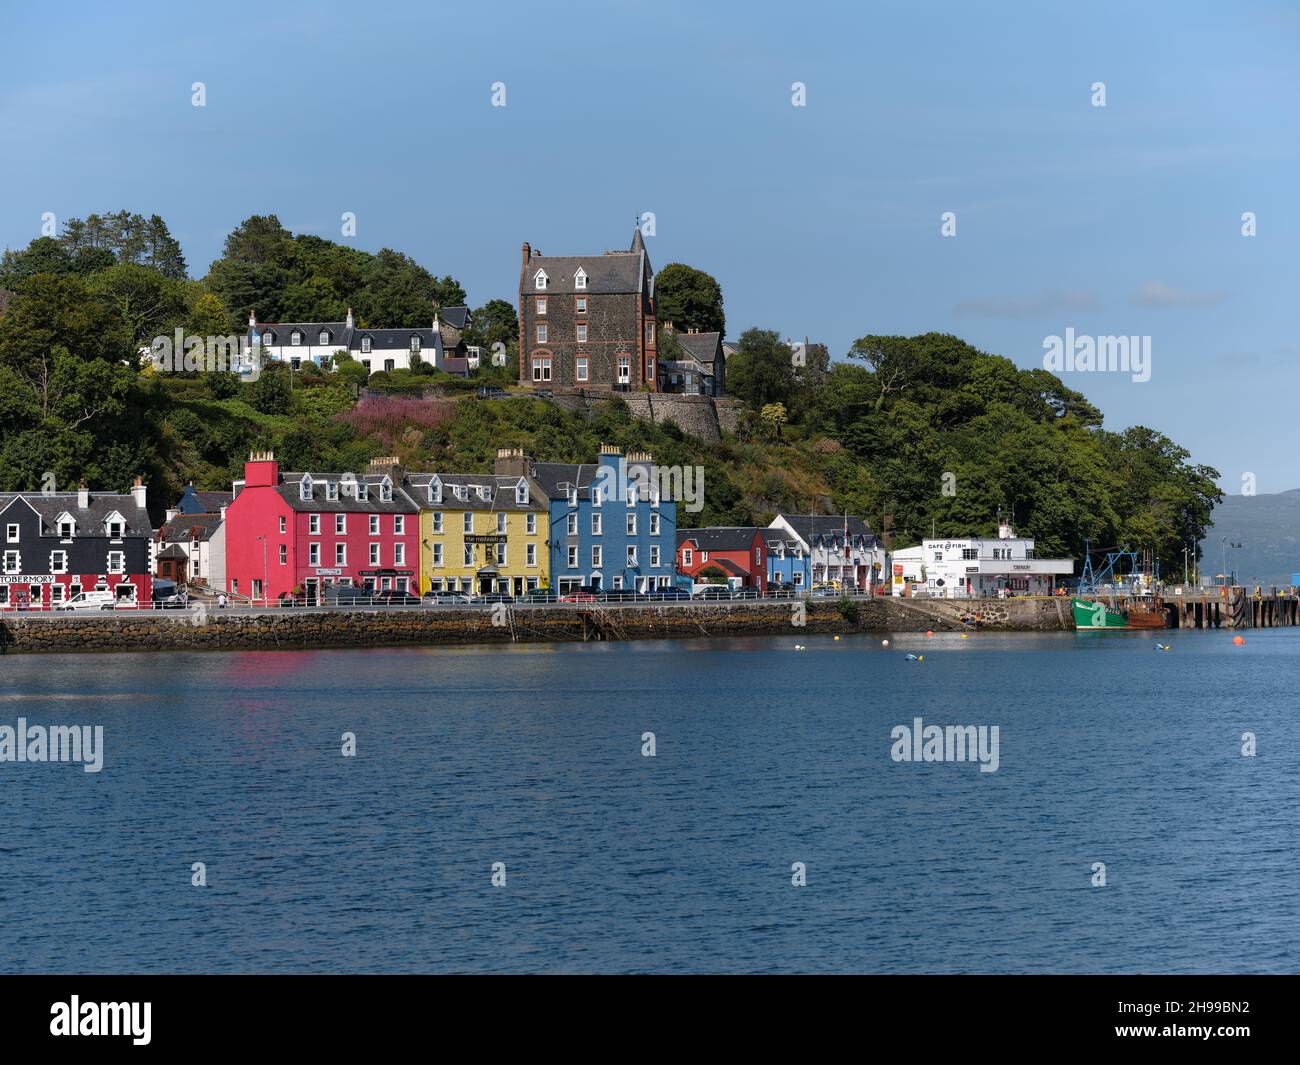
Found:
[675,527,768,591]
[224,453,419,605]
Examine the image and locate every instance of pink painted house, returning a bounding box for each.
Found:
[224,453,420,604]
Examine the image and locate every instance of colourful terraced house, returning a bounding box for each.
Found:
[402,451,550,597]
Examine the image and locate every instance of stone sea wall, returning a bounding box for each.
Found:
[0,596,1071,654]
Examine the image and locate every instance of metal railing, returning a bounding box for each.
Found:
[2,585,891,616]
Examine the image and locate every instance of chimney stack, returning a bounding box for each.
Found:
[131,476,147,510]
[346,307,354,329]
[494,447,529,476]
[248,309,257,331]
[244,451,280,488]
[521,242,531,267]
[77,481,89,509]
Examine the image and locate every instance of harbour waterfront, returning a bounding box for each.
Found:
[2,630,1297,974]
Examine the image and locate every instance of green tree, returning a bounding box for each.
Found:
[726,328,796,408]
[655,262,725,335]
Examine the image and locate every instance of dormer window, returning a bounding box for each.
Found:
[477,485,491,501]
[515,481,528,505]
[429,478,442,504]
[107,521,124,539]
[326,481,339,501]
[300,475,313,501]
[291,331,302,346]
[534,270,548,290]
[574,268,587,290]
[361,336,372,354]
[56,514,75,539]
[454,485,467,501]
[262,330,275,346]
[380,478,392,502]
[568,487,578,507]
[410,335,421,353]
[357,483,368,500]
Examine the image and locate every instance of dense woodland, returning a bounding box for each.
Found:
[0,212,1221,569]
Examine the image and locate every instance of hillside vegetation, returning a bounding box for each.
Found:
[0,212,1222,568]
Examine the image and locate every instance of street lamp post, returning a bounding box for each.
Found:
[1220,536,1242,587]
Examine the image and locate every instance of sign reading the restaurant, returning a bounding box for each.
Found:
[315,568,343,576]
[464,534,507,544]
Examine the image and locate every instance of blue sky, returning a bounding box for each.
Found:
[1,0,1296,492]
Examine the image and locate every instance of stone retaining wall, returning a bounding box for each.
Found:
[0,596,1072,654]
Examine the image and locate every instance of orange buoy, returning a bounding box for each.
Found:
[1232,635,1245,645]
[926,630,934,636]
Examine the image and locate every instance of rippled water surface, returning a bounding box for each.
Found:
[2,629,1297,973]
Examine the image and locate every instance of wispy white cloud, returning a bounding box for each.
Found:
[1131,280,1228,308]
[954,289,1102,319]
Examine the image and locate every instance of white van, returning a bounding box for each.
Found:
[56,590,118,611]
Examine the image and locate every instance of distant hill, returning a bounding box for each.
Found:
[1201,490,1300,585]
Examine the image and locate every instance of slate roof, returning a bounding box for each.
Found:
[402,472,544,511]
[250,307,471,355]
[259,322,349,345]
[778,513,880,546]
[271,472,419,513]
[523,228,650,296]
[0,491,153,537]
[177,488,232,514]
[440,306,470,330]
[672,332,722,367]
[159,513,223,543]
[677,527,762,552]
[529,462,600,501]
[764,535,804,554]
[353,328,439,349]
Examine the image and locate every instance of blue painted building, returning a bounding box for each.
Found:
[521,445,678,594]
[764,530,811,589]
[176,483,233,515]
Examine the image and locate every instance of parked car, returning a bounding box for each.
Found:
[534,389,554,399]
[692,585,732,600]
[423,591,477,605]
[559,587,598,603]
[374,590,420,606]
[476,386,507,399]
[810,582,842,598]
[56,589,118,611]
[515,590,555,604]
[767,582,797,598]
[598,590,642,602]
[649,587,691,601]
[479,593,515,605]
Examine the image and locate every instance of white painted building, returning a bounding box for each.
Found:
[890,518,1074,598]
[241,307,474,375]
[768,513,888,593]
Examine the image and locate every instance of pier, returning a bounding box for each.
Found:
[1077,586,1300,630]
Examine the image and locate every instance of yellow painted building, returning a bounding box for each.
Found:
[403,468,549,596]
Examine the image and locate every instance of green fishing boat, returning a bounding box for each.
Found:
[1072,597,1128,629]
